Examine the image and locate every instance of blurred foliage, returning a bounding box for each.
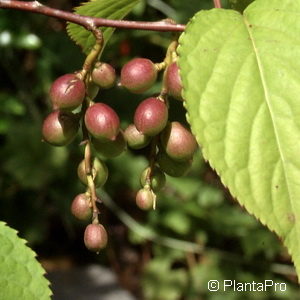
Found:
[0,0,299,299]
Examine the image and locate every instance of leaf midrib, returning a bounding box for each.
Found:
[243,15,297,242]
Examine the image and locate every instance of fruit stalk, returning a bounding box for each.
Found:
[84,141,100,223]
[79,28,103,80]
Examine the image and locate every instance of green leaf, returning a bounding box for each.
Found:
[143,257,188,300]
[162,210,192,235]
[0,222,51,299]
[178,0,300,278]
[67,0,140,54]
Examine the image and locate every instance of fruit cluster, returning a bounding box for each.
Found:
[41,42,197,253]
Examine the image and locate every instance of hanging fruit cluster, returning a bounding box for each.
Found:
[42,38,198,253]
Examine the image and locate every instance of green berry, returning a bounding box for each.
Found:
[77,158,108,188]
[92,62,116,89]
[124,124,151,149]
[140,166,166,192]
[157,151,192,177]
[93,131,126,158]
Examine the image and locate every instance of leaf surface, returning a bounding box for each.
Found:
[67,0,140,54]
[178,0,300,277]
[0,222,51,299]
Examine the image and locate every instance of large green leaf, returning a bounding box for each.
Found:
[178,0,300,278]
[67,0,140,54]
[0,222,51,299]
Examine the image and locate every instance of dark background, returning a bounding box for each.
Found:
[0,0,299,299]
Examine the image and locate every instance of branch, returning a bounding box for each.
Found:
[0,0,185,32]
[213,0,222,8]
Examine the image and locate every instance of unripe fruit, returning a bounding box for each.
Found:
[120,58,157,93]
[92,62,116,89]
[93,131,126,158]
[157,151,192,177]
[140,167,166,192]
[164,62,183,100]
[86,80,99,100]
[124,124,151,149]
[160,122,197,161]
[135,188,155,210]
[84,103,120,141]
[134,97,168,136]
[50,73,85,110]
[42,111,78,146]
[84,224,108,252]
[71,193,91,220]
[77,158,108,188]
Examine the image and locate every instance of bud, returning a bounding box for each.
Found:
[77,157,108,188]
[160,121,197,161]
[157,151,192,177]
[140,166,166,192]
[120,58,157,93]
[135,188,155,210]
[164,62,183,100]
[93,131,126,158]
[92,62,116,89]
[124,124,151,149]
[84,224,108,252]
[134,97,168,136]
[42,111,78,146]
[71,193,91,220]
[84,103,120,141]
[50,73,85,111]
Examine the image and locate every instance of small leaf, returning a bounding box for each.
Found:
[162,210,192,235]
[0,222,51,299]
[178,0,300,278]
[67,0,140,54]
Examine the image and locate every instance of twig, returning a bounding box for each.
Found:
[100,190,203,253]
[0,0,185,32]
[213,0,222,8]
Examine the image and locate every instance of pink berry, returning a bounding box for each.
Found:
[42,111,78,146]
[71,193,91,220]
[134,97,168,136]
[135,188,155,210]
[50,73,85,110]
[84,103,120,141]
[84,224,108,252]
[160,122,197,161]
[164,62,183,100]
[120,58,157,93]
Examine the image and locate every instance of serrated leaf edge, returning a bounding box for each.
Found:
[0,221,53,298]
